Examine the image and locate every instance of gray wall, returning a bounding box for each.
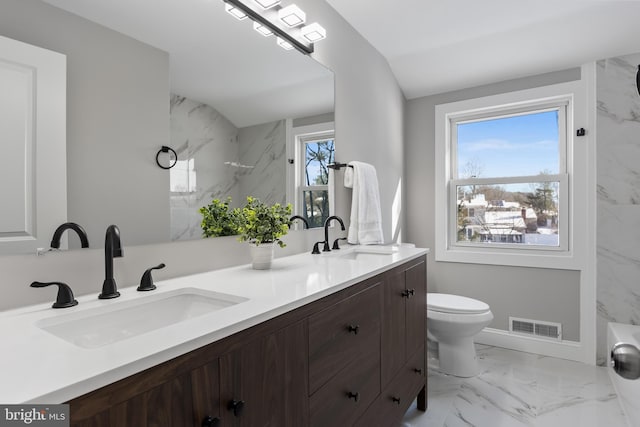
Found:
[303,0,406,244]
[596,52,640,364]
[405,69,582,341]
[0,0,404,311]
[0,0,171,249]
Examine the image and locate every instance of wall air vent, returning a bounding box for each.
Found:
[509,317,562,341]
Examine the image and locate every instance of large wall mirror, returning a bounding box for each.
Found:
[0,0,334,254]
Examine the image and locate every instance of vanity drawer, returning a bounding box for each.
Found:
[308,282,381,394]
[309,348,380,427]
[356,345,426,427]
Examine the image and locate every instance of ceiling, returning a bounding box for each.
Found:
[40,0,334,127]
[37,0,640,107]
[325,0,640,99]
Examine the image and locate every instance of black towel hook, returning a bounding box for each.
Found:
[327,162,353,171]
[156,146,178,170]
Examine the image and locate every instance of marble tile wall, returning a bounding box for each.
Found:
[596,52,640,364]
[237,120,287,206]
[169,95,288,241]
[169,95,240,241]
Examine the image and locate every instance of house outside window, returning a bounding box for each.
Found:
[434,80,590,269]
[452,107,566,249]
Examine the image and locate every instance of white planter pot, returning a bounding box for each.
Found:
[249,243,275,270]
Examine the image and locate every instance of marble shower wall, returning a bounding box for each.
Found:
[169,95,287,241]
[596,52,640,364]
[237,120,287,206]
[169,95,240,241]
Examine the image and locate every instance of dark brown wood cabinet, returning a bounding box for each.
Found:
[67,255,427,427]
[191,360,221,427]
[372,257,428,425]
[219,320,308,427]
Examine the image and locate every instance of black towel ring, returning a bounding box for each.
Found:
[155,146,177,170]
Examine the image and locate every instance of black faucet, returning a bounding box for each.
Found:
[99,225,123,299]
[50,222,89,249]
[323,216,345,252]
[289,215,309,229]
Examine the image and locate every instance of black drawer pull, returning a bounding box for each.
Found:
[401,289,415,298]
[347,391,360,402]
[348,324,360,335]
[202,415,220,427]
[392,396,401,405]
[414,368,423,375]
[228,399,245,417]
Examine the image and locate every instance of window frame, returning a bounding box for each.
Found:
[449,102,569,252]
[434,80,589,269]
[286,120,335,229]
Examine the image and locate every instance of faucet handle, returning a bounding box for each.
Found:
[332,237,348,250]
[312,241,324,254]
[137,263,166,291]
[30,281,78,309]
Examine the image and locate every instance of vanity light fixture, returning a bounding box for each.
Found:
[225,3,248,20]
[277,4,305,27]
[253,0,280,9]
[276,37,294,50]
[221,0,325,55]
[301,23,326,42]
[253,21,274,37]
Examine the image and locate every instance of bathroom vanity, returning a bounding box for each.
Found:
[0,246,427,426]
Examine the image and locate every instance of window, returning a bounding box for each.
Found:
[298,133,334,228]
[170,158,197,193]
[452,107,566,249]
[287,121,335,229]
[434,80,589,269]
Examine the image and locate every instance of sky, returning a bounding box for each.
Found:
[456,110,559,179]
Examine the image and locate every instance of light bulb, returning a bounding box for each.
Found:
[301,23,326,42]
[225,3,248,20]
[254,0,280,9]
[278,4,306,27]
[276,37,294,50]
[253,21,273,37]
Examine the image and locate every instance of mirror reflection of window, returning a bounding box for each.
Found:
[299,134,334,228]
[170,158,197,193]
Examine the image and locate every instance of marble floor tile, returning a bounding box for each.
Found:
[402,345,629,427]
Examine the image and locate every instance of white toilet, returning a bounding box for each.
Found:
[427,293,493,377]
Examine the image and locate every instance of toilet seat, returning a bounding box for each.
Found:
[427,293,490,315]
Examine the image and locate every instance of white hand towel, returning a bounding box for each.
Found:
[343,166,354,188]
[347,161,384,245]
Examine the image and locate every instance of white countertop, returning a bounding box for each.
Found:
[0,244,428,404]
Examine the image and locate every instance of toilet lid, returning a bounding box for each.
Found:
[427,293,490,314]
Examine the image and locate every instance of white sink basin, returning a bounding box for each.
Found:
[37,288,248,348]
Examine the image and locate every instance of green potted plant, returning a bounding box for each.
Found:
[236,196,292,269]
[199,197,240,238]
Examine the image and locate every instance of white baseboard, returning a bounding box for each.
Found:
[476,328,589,364]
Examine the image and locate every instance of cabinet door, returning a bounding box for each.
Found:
[192,360,221,427]
[405,260,426,359]
[71,372,193,427]
[308,283,381,394]
[381,267,406,387]
[220,320,308,427]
